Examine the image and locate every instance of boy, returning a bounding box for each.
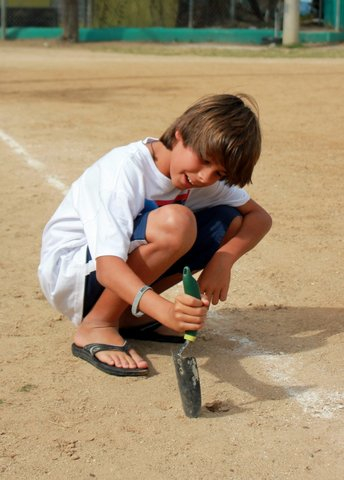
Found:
[38,93,272,377]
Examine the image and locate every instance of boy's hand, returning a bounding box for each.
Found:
[168,293,209,333]
[196,199,272,305]
[197,257,231,305]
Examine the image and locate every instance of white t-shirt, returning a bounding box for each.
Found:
[38,138,249,325]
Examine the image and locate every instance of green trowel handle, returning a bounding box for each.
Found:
[183,266,201,342]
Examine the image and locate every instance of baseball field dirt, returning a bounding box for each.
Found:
[1,40,344,479]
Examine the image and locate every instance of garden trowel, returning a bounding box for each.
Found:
[173,266,202,418]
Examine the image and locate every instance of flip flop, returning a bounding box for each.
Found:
[71,342,148,376]
[119,321,184,344]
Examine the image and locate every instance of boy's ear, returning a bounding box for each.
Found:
[175,129,183,142]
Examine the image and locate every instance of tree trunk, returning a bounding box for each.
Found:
[62,0,79,42]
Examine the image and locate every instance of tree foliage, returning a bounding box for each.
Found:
[93,0,178,28]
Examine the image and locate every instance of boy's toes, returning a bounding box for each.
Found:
[116,355,132,369]
[96,349,147,370]
[128,348,149,369]
[96,351,116,366]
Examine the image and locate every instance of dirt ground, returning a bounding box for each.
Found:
[1,41,344,479]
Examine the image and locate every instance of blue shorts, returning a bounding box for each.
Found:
[83,205,241,317]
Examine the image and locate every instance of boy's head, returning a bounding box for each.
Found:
[160,93,261,187]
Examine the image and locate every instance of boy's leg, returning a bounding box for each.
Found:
[74,204,197,370]
[119,205,242,333]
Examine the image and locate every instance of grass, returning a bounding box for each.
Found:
[18,384,38,393]
[3,38,344,59]
[88,41,344,59]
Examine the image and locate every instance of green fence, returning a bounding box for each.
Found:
[4,25,344,44]
[1,0,344,44]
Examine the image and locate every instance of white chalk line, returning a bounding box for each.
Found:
[0,129,69,195]
[235,338,344,419]
[209,311,344,419]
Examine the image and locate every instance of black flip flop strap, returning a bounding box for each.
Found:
[139,321,162,332]
[85,342,130,357]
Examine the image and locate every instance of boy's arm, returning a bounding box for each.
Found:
[197,199,272,304]
[96,255,208,332]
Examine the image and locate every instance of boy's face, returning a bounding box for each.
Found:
[169,130,226,190]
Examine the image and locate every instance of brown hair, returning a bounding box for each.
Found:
[160,93,261,187]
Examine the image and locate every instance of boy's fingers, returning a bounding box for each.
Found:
[179,293,204,306]
[175,309,207,330]
[201,294,210,307]
[175,308,207,322]
[202,288,218,305]
[173,317,204,333]
[174,295,208,332]
[203,288,228,305]
[175,295,207,312]
[183,316,205,329]
[183,322,203,331]
[219,290,227,302]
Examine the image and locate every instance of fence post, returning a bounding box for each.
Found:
[230,0,236,22]
[282,0,300,46]
[335,0,341,32]
[86,0,93,27]
[188,0,194,28]
[1,0,6,40]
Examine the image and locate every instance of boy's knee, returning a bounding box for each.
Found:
[148,204,197,249]
[165,204,196,229]
[162,204,197,242]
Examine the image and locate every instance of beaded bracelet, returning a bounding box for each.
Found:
[131,285,152,317]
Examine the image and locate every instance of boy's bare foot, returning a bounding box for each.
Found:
[73,324,148,370]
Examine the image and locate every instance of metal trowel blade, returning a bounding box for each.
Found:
[173,352,201,418]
